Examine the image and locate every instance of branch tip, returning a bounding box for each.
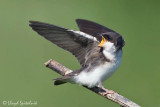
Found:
[44,59,53,67]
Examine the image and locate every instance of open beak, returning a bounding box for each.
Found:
[98,36,106,47]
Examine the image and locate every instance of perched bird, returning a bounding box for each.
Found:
[29,19,125,94]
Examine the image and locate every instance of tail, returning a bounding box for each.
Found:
[52,70,78,86]
[53,79,67,85]
[53,76,71,86]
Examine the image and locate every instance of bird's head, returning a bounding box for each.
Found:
[98,32,125,53]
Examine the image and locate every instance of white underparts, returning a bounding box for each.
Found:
[74,42,122,88]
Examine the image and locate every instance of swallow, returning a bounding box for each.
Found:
[29,19,125,93]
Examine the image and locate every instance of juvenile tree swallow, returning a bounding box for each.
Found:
[29,19,125,94]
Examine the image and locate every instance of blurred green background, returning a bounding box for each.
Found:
[0,0,160,107]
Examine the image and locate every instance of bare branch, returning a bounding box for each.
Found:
[45,59,140,107]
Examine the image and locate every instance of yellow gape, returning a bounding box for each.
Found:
[98,36,107,47]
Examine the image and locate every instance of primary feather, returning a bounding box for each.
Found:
[29,20,99,67]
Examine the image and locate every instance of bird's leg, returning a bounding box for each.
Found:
[97,82,115,95]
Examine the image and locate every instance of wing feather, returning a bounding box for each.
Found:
[29,21,99,66]
[76,19,116,41]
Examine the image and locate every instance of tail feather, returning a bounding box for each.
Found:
[52,70,79,86]
[54,80,67,85]
[53,76,69,86]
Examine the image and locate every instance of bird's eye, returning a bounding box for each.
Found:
[103,34,112,40]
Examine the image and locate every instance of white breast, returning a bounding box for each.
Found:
[74,50,122,88]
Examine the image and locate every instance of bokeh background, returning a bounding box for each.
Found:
[0,0,160,107]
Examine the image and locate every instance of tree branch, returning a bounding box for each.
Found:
[45,59,140,107]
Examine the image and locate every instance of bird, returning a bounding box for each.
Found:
[29,19,125,94]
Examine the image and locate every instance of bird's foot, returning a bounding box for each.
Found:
[100,87,115,96]
[97,82,115,95]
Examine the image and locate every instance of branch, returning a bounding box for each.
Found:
[45,59,140,107]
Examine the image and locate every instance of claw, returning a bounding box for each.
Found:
[97,82,115,95]
[101,87,115,95]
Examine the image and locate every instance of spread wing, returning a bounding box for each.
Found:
[76,19,116,41]
[29,21,99,67]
